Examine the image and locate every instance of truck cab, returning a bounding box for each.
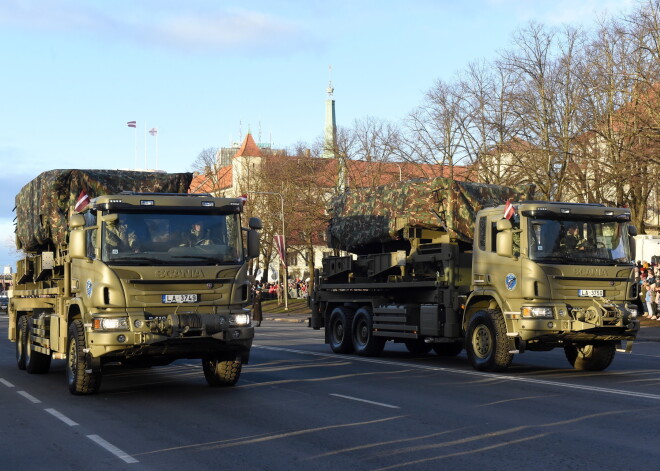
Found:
[464,201,639,371]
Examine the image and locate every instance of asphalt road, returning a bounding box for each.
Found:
[1,314,660,470]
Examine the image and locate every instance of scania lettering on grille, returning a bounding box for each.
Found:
[155,269,204,278]
[574,267,606,277]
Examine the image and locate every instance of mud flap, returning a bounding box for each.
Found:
[615,340,634,353]
[85,352,101,374]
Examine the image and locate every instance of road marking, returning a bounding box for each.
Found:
[330,393,400,409]
[87,434,139,464]
[17,390,41,403]
[0,378,14,387]
[255,345,660,401]
[45,408,79,426]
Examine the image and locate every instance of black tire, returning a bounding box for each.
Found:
[328,306,355,354]
[66,319,102,395]
[351,307,385,356]
[16,315,28,370]
[466,309,513,371]
[564,342,616,371]
[405,339,432,355]
[26,318,51,374]
[202,357,242,386]
[432,342,463,357]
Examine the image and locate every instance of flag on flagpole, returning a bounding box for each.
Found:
[74,190,90,212]
[274,235,286,267]
[127,121,137,128]
[503,198,515,220]
[149,127,158,136]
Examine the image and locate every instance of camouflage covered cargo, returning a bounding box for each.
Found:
[15,169,193,252]
[327,177,534,252]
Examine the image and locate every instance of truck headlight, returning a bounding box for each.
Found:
[229,314,251,326]
[521,307,554,318]
[93,317,129,330]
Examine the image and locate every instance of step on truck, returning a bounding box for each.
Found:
[310,177,639,371]
[9,169,262,394]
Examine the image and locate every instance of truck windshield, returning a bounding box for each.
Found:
[528,218,632,265]
[102,212,243,265]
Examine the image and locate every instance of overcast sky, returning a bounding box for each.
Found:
[0,0,638,270]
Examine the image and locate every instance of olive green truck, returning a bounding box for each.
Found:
[9,169,261,394]
[310,177,640,371]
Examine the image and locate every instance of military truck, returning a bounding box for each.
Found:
[310,177,639,372]
[9,169,261,394]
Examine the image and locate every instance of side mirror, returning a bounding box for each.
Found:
[628,224,638,236]
[249,217,263,230]
[69,214,85,229]
[496,231,514,258]
[69,229,88,260]
[247,229,260,259]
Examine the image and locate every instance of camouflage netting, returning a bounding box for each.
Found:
[327,177,535,252]
[15,169,193,252]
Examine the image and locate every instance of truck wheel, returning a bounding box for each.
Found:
[202,357,242,386]
[26,318,51,374]
[564,343,616,371]
[466,309,513,371]
[328,306,355,353]
[351,307,385,356]
[16,315,28,370]
[433,342,463,357]
[405,339,432,355]
[66,320,102,395]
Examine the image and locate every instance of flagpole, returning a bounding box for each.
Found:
[144,122,148,169]
[134,125,137,169]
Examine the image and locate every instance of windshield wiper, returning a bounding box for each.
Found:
[107,256,163,264]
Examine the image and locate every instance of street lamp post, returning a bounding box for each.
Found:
[248,191,288,311]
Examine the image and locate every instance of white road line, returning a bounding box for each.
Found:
[255,344,660,401]
[0,378,15,387]
[45,408,79,426]
[17,390,41,403]
[87,434,139,464]
[330,393,400,409]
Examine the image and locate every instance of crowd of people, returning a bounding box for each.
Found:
[252,278,309,302]
[637,261,660,319]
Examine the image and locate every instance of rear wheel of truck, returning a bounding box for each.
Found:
[16,315,28,370]
[432,342,463,357]
[66,320,102,395]
[405,339,432,355]
[202,357,242,386]
[329,306,355,354]
[26,318,51,374]
[466,309,513,371]
[564,342,616,371]
[351,307,385,356]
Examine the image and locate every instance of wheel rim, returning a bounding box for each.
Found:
[357,320,368,347]
[66,336,76,384]
[333,319,345,343]
[472,324,492,359]
[16,323,24,361]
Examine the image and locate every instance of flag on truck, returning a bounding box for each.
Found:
[74,190,90,212]
[504,198,515,220]
[274,235,286,267]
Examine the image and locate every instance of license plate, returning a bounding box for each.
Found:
[162,294,198,303]
[578,289,604,297]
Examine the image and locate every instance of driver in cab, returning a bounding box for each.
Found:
[560,223,588,251]
[180,220,212,247]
